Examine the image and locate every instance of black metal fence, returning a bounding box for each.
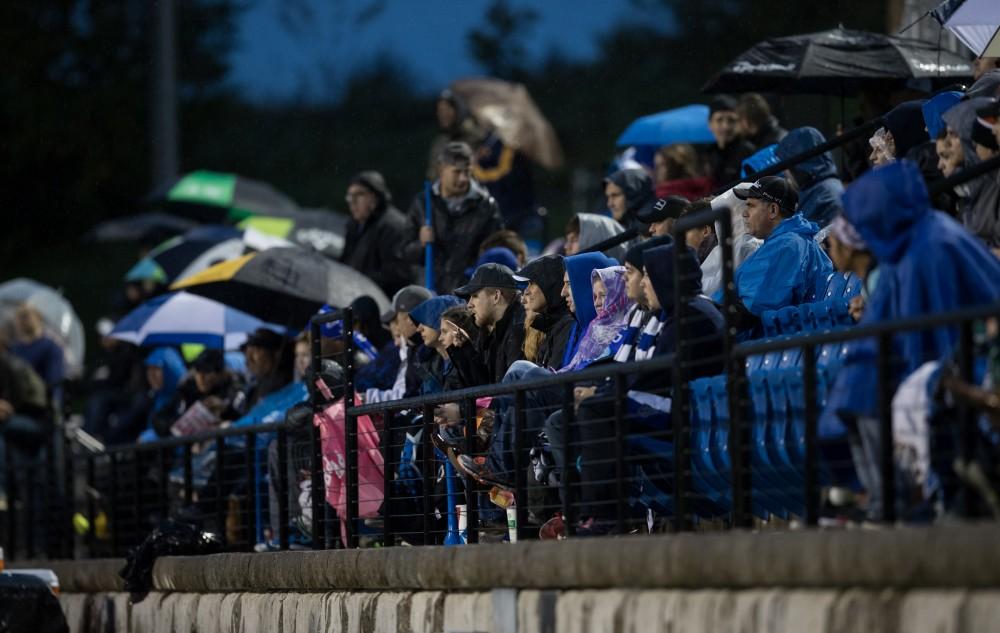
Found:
[5,208,1000,559]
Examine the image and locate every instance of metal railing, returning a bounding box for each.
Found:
[4,210,1000,558]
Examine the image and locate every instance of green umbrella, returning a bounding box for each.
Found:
[150,170,299,223]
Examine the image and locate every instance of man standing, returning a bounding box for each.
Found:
[407,142,503,294]
[732,176,833,322]
[703,96,755,189]
[340,171,412,297]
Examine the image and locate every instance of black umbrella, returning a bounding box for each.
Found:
[703,27,973,95]
[171,247,389,326]
[236,207,349,259]
[86,212,199,243]
[148,170,299,224]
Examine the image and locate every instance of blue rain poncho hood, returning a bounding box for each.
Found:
[144,346,186,408]
[921,91,962,141]
[775,127,844,226]
[565,252,618,329]
[827,160,1000,421]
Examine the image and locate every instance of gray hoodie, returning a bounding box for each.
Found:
[577,213,631,261]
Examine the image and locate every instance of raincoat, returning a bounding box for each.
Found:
[605,168,654,234]
[561,265,631,372]
[518,255,575,370]
[733,214,833,317]
[826,161,1000,421]
[701,188,761,297]
[560,252,618,367]
[775,127,844,227]
[143,347,186,422]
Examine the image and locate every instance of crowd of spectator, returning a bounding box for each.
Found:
[5,59,1000,549]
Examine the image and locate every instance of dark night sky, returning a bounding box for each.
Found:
[229,0,671,102]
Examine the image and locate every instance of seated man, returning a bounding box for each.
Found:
[731,176,833,331]
[455,263,525,385]
[556,242,725,535]
[151,349,243,437]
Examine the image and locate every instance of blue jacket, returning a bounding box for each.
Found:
[826,161,1000,421]
[562,252,618,366]
[775,127,844,227]
[734,213,833,317]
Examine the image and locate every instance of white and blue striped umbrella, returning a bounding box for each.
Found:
[110,292,285,350]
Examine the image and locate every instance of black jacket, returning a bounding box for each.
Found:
[704,140,755,189]
[524,255,575,370]
[152,371,244,437]
[340,204,413,297]
[478,301,526,384]
[745,116,787,150]
[404,181,503,294]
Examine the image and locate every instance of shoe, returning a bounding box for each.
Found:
[455,454,512,489]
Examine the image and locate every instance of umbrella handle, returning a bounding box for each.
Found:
[423,181,434,292]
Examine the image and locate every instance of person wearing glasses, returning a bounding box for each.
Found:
[731,176,833,334]
[340,170,413,297]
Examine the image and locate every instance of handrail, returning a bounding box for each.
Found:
[101,420,287,453]
[930,152,1000,197]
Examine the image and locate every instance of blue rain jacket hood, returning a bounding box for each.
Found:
[565,252,617,330]
[643,243,703,316]
[734,213,833,316]
[144,347,186,414]
[922,91,962,141]
[775,127,844,227]
[826,160,1000,422]
[410,295,465,331]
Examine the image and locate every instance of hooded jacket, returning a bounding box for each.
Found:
[476,300,526,384]
[519,255,575,370]
[340,179,413,297]
[605,169,653,234]
[561,265,631,372]
[734,213,833,317]
[884,100,930,161]
[745,115,787,150]
[628,243,726,393]
[560,252,619,366]
[826,160,1000,421]
[775,127,844,227]
[705,138,756,190]
[942,97,1000,247]
[921,91,962,141]
[576,213,629,261]
[405,179,503,294]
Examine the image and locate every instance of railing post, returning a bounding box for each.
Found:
[670,233,691,532]
[108,453,119,556]
[214,437,226,547]
[513,388,529,542]
[158,446,169,521]
[132,448,142,547]
[803,344,819,526]
[957,319,978,518]
[85,454,96,557]
[877,332,895,524]
[243,431,256,550]
[462,398,479,544]
[344,408,359,549]
[309,409,325,549]
[6,443,16,560]
[613,374,627,534]
[63,434,75,559]
[560,383,575,537]
[182,444,193,505]
[422,403,434,544]
[381,407,393,547]
[276,428,289,550]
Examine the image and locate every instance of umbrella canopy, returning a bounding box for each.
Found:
[124,225,292,285]
[934,0,1000,57]
[86,212,198,243]
[616,105,716,148]
[110,292,285,350]
[0,278,85,378]
[170,247,389,326]
[149,170,299,223]
[703,27,974,95]
[237,207,348,259]
[449,78,564,169]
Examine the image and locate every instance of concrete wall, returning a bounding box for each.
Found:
[22,524,1000,633]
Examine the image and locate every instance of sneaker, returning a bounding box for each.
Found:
[455,454,512,489]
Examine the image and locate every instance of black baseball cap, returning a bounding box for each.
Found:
[454,263,518,297]
[734,176,799,213]
[637,195,689,224]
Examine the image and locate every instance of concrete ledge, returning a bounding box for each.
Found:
[17,523,1000,594]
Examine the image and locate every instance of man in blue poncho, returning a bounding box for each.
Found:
[825,160,1000,520]
[774,127,845,228]
[731,176,833,332]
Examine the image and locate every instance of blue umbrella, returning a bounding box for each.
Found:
[616,104,715,148]
[110,291,286,350]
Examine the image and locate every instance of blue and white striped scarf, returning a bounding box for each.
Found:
[609,306,663,363]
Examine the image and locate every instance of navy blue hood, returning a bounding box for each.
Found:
[775,127,837,188]
[642,243,702,313]
[884,100,929,160]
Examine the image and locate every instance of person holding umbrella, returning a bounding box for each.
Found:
[406,142,503,294]
[339,171,413,297]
